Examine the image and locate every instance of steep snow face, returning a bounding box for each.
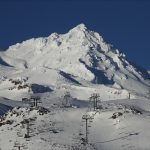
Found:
[0,24,149,96]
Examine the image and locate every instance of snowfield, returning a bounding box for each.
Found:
[1,99,150,150]
[0,24,149,150]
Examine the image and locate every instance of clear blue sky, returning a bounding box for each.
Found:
[0,0,150,69]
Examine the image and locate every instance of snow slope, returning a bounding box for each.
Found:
[1,98,150,150]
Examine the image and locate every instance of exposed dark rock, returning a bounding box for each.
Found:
[31,84,53,93]
[112,112,123,119]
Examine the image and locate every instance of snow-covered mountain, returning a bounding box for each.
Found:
[0,24,149,100]
[0,24,150,150]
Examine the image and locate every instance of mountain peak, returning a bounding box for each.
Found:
[73,23,87,31]
[69,24,87,33]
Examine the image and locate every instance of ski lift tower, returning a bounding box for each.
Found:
[30,95,42,108]
[82,113,94,144]
[62,91,72,107]
[89,93,100,111]
[14,141,24,150]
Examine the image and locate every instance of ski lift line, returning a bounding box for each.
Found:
[91,132,139,144]
[80,106,102,145]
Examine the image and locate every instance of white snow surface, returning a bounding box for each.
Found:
[0,24,150,150]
